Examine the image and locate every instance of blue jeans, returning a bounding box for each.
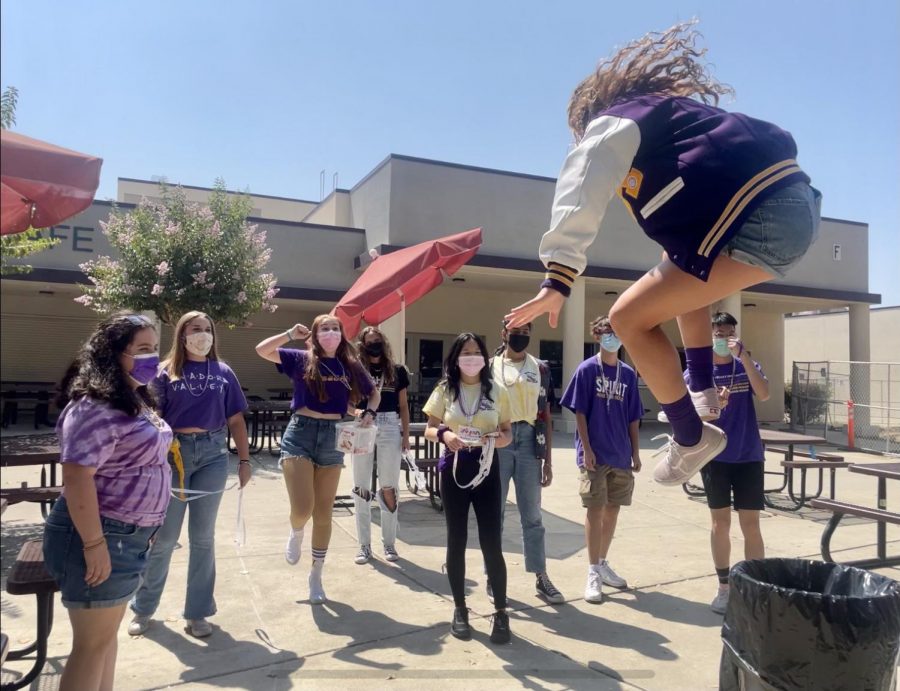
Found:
[497,421,546,574]
[280,415,344,467]
[131,429,228,619]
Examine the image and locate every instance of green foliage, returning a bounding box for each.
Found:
[77,181,278,325]
[785,380,830,427]
[1,86,18,129]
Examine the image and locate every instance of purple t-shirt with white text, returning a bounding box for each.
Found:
[277,348,375,415]
[57,397,173,526]
[685,358,766,463]
[561,358,643,469]
[153,360,247,430]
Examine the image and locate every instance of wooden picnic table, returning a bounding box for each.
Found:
[849,462,900,563]
[228,400,292,454]
[0,434,62,518]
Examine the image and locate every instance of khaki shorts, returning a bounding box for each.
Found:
[579,465,634,508]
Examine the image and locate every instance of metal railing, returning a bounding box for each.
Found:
[789,361,899,455]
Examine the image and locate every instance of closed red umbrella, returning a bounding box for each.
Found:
[1,130,103,235]
[333,227,483,342]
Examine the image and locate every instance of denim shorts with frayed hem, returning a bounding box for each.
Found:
[724,181,822,279]
[279,414,345,468]
[43,497,159,609]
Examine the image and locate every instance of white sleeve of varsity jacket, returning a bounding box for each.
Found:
[539,116,641,275]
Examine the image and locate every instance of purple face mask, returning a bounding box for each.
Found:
[458,355,486,377]
[126,353,160,385]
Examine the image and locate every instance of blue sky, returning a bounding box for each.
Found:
[3,0,897,305]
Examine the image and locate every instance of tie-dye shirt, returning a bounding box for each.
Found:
[56,396,173,526]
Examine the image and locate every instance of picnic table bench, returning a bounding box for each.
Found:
[0,540,58,691]
[0,434,62,518]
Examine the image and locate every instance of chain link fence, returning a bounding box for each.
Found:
[789,361,900,455]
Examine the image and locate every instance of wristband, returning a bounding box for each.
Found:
[239,459,251,465]
[83,537,106,551]
[363,408,377,419]
[540,262,578,298]
[284,329,294,341]
[437,425,449,443]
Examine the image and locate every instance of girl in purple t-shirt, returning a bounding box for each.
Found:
[43,312,172,691]
[256,314,378,604]
[129,311,251,639]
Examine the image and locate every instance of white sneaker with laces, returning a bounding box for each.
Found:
[596,561,627,589]
[657,387,722,423]
[285,527,303,565]
[710,587,729,615]
[309,563,327,604]
[355,544,372,564]
[128,614,151,636]
[383,544,400,562]
[652,422,728,486]
[584,569,603,603]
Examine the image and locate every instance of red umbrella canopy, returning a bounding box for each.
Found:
[333,227,483,339]
[1,130,103,235]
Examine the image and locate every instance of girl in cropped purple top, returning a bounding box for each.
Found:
[508,21,820,489]
[43,312,172,691]
[255,314,379,604]
[129,311,251,639]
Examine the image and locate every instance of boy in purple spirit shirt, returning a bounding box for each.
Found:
[129,311,251,639]
[43,313,172,691]
[561,316,643,604]
[699,312,769,614]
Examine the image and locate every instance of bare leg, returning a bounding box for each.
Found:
[676,306,713,349]
[584,506,604,564]
[311,465,343,550]
[100,636,117,691]
[283,456,315,530]
[710,507,732,569]
[597,504,621,560]
[61,604,127,691]
[609,255,772,404]
[738,510,765,560]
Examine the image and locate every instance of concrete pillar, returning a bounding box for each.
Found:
[848,303,871,437]
[377,309,406,365]
[561,278,586,432]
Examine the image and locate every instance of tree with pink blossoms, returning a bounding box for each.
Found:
[77,180,278,325]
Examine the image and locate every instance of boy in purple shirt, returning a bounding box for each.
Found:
[561,316,643,603]
[699,312,769,614]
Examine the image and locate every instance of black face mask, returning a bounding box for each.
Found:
[364,342,384,357]
[507,334,530,353]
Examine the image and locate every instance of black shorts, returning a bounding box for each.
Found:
[700,461,764,510]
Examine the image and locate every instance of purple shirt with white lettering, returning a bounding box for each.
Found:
[561,358,643,469]
[277,348,375,415]
[57,397,173,527]
[153,360,247,430]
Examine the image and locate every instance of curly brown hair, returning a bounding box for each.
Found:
[568,20,734,140]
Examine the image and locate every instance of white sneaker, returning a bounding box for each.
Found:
[657,387,722,423]
[596,561,627,589]
[710,587,729,615]
[127,614,151,636]
[185,618,213,638]
[652,422,727,486]
[355,545,372,564]
[285,527,303,565]
[309,563,327,604]
[584,569,603,603]
[383,544,400,562]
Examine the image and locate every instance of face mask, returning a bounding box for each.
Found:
[364,341,384,357]
[600,333,621,353]
[185,332,213,357]
[126,353,159,385]
[458,355,486,377]
[713,337,732,357]
[317,330,342,352]
[507,333,530,353]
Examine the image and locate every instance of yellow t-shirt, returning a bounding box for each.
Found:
[490,354,541,424]
[423,381,511,435]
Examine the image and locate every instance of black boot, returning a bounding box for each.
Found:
[490,609,510,644]
[450,606,471,640]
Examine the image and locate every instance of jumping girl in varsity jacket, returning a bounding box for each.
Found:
[507,21,821,486]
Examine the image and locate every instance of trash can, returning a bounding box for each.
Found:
[720,558,900,691]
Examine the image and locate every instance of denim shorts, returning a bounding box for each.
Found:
[279,414,345,467]
[43,497,160,609]
[724,181,822,278]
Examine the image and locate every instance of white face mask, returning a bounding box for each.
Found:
[317,330,342,352]
[458,355,486,377]
[185,332,213,357]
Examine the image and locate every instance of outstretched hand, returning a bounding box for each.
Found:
[505,288,567,329]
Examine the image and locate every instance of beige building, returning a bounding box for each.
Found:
[1,154,882,424]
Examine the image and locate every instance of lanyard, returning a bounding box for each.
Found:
[452,436,496,489]
[458,385,483,424]
[716,358,737,391]
[500,355,528,387]
[169,482,238,503]
[597,356,621,410]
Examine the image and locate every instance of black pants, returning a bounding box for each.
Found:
[440,450,507,609]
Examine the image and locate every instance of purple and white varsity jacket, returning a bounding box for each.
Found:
[539,95,811,293]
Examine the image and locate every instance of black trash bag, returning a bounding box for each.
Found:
[720,558,900,691]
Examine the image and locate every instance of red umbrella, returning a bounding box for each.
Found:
[333,227,483,342]
[1,130,103,235]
